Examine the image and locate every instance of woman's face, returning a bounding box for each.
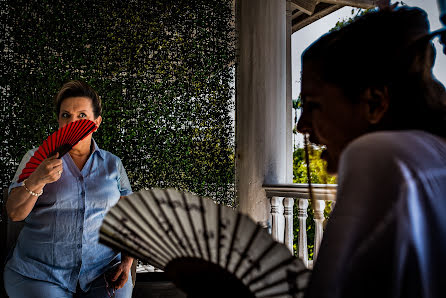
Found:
[58,96,102,130]
[297,62,371,174]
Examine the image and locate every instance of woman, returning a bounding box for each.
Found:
[297,5,446,298]
[4,80,134,297]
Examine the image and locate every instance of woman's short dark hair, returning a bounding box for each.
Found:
[55,80,102,118]
[302,6,446,137]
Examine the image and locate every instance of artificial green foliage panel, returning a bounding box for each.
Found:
[0,0,236,217]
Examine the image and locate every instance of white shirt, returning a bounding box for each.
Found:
[306,130,446,298]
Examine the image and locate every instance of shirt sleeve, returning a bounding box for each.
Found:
[117,158,132,196]
[8,149,37,194]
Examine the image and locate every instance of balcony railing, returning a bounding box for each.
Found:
[263,183,337,268]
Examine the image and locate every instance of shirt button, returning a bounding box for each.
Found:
[81,191,85,196]
[77,244,81,249]
[79,226,83,231]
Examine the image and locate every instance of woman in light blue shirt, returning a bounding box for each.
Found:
[4,80,134,297]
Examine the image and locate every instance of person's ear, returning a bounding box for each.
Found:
[94,116,102,131]
[361,87,389,124]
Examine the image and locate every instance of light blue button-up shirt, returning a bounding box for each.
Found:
[6,140,132,293]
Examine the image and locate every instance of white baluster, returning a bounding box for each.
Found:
[313,200,325,261]
[283,197,294,253]
[270,196,283,242]
[298,199,309,267]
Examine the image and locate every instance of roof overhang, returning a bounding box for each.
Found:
[291,0,378,32]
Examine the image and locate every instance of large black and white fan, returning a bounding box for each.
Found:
[99,189,310,298]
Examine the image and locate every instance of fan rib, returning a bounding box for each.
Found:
[73,120,95,145]
[42,139,50,157]
[152,190,189,256]
[55,125,63,148]
[233,224,262,276]
[224,212,242,270]
[199,196,212,262]
[182,193,205,259]
[239,241,279,281]
[103,216,150,257]
[47,134,54,156]
[67,120,82,146]
[67,122,82,148]
[136,192,185,258]
[251,268,308,295]
[124,198,179,260]
[26,160,40,167]
[101,221,152,259]
[111,204,173,264]
[247,256,298,287]
[99,230,164,269]
[65,120,82,147]
[34,149,46,162]
[164,190,196,257]
[256,287,305,298]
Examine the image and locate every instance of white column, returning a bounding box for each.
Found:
[283,197,294,252]
[286,0,293,184]
[313,200,326,261]
[236,0,288,224]
[298,199,309,267]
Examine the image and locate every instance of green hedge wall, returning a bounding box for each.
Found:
[0,0,236,220]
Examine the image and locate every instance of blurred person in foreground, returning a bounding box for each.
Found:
[297,4,446,298]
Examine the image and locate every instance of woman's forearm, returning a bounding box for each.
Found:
[6,178,46,221]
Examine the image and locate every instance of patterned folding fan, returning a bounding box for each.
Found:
[100,189,310,298]
[18,119,96,182]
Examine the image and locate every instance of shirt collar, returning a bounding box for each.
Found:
[91,139,105,159]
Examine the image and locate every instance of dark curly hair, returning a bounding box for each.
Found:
[302,6,446,137]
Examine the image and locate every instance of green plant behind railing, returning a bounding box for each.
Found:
[293,147,336,258]
[0,0,236,224]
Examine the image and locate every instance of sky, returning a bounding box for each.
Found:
[291,0,446,147]
[292,0,446,98]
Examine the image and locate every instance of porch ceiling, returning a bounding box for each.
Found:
[291,0,378,32]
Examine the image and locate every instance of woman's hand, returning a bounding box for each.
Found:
[26,153,63,188]
[7,153,64,221]
[106,255,134,290]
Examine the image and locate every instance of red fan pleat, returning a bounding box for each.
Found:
[18,119,96,183]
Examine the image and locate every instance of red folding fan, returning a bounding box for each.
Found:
[18,119,97,182]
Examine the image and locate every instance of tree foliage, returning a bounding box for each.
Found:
[0,0,236,225]
[292,146,336,258]
[293,146,336,185]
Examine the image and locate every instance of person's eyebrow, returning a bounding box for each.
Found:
[61,110,88,113]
